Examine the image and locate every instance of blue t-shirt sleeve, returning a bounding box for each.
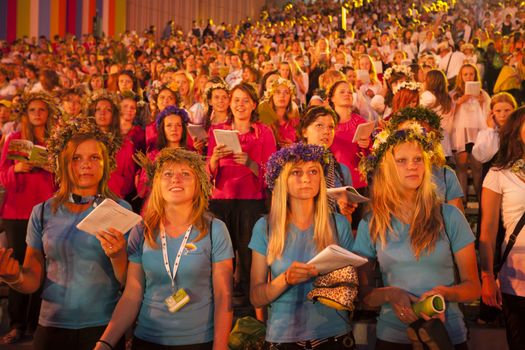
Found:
[444,166,463,201]
[127,225,145,264]
[26,202,45,251]
[334,213,354,250]
[248,216,268,256]
[210,219,234,263]
[352,218,377,259]
[442,204,475,252]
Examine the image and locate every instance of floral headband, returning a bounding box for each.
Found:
[134,148,212,203]
[383,64,414,81]
[47,115,121,179]
[392,81,422,95]
[359,123,435,180]
[14,91,60,122]
[155,105,190,129]
[204,82,229,100]
[387,107,442,136]
[263,77,296,103]
[148,80,178,102]
[265,143,329,190]
[84,91,119,111]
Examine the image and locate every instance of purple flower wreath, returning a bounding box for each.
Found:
[265,143,329,190]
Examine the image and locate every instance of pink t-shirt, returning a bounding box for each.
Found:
[108,138,137,198]
[0,132,55,219]
[330,113,370,189]
[207,122,276,200]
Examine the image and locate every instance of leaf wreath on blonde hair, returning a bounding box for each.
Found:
[47,115,121,179]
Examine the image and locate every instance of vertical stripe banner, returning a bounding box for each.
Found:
[102,0,109,37]
[67,0,77,35]
[6,0,17,42]
[0,1,7,41]
[114,0,125,37]
[30,0,40,39]
[50,0,59,38]
[39,0,51,39]
[108,0,115,37]
[75,0,83,38]
[58,0,66,37]
[17,0,31,39]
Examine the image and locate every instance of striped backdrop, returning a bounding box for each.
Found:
[0,0,126,42]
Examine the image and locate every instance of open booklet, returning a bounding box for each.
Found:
[213,129,242,153]
[187,124,208,141]
[352,121,375,143]
[327,186,369,203]
[465,81,481,96]
[308,244,368,275]
[76,199,142,236]
[7,139,48,168]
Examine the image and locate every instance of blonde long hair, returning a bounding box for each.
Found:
[267,161,336,264]
[368,141,443,259]
[142,159,210,249]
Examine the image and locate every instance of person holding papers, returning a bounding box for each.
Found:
[298,106,357,223]
[249,143,355,349]
[353,124,480,349]
[207,82,276,302]
[328,79,371,227]
[0,92,56,344]
[95,148,234,350]
[0,121,130,349]
[450,63,490,203]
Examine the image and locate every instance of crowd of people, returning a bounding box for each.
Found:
[0,0,523,349]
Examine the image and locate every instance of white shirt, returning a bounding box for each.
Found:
[438,51,466,80]
[472,128,499,163]
[483,168,525,297]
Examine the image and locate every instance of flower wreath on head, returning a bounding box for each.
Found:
[118,90,146,108]
[392,81,422,95]
[359,123,435,181]
[155,105,190,130]
[265,143,330,191]
[148,80,179,103]
[387,107,442,138]
[203,81,229,106]
[13,91,61,122]
[383,64,414,81]
[133,148,212,202]
[263,77,296,103]
[47,115,121,180]
[84,90,120,112]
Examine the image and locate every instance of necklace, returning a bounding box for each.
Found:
[68,193,103,206]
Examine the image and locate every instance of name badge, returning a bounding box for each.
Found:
[164,288,190,313]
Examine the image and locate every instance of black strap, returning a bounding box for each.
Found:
[495,211,525,276]
[40,200,46,230]
[445,51,454,78]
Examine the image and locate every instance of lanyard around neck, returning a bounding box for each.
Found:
[160,224,193,290]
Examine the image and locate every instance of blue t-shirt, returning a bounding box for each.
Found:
[26,198,132,329]
[432,165,463,201]
[353,204,474,344]
[248,213,354,343]
[335,162,353,188]
[128,218,234,346]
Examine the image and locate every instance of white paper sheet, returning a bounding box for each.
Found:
[465,81,481,96]
[187,124,208,141]
[356,69,370,84]
[326,186,369,203]
[308,244,368,275]
[352,121,375,143]
[76,199,142,236]
[213,129,242,153]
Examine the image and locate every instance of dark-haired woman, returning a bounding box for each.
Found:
[207,82,276,301]
[479,106,525,349]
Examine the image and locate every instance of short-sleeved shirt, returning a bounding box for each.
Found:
[249,214,354,343]
[432,165,463,202]
[483,168,525,296]
[128,219,234,346]
[353,204,475,344]
[26,199,131,329]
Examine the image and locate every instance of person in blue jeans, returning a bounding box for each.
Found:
[95,148,234,350]
[249,143,355,349]
[354,122,480,350]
